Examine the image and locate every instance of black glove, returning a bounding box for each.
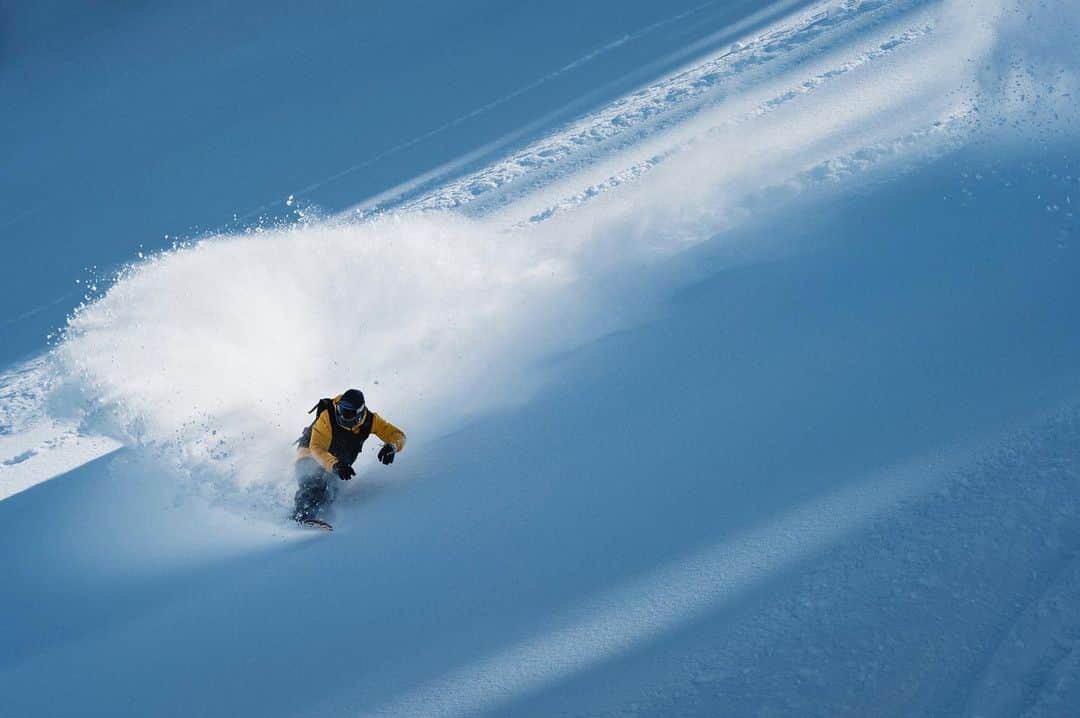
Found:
[378,444,396,465]
[333,461,355,480]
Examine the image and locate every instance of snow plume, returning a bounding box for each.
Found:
[51,0,1012,515]
[54,215,584,508]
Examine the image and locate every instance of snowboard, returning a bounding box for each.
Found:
[299,518,333,532]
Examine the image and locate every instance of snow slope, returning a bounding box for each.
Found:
[3,0,1080,716]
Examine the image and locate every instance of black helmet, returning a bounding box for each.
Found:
[335,389,366,428]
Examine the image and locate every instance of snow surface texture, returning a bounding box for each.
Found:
[2,0,1080,715]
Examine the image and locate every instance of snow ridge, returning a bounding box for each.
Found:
[362,0,938,221]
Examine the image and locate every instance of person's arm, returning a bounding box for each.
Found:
[307,410,338,471]
[371,413,406,453]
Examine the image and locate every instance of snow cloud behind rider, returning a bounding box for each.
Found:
[292,388,405,524]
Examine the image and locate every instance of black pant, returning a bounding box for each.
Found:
[292,457,335,522]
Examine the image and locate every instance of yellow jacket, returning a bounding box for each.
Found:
[297,396,406,471]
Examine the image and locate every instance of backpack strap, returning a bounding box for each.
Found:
[295,397,335,447]
[309,397,335,415]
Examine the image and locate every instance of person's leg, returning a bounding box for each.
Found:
[292,458,329,522]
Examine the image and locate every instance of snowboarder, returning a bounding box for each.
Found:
[292,388,405,529]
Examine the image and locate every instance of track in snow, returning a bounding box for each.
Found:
[356,0,958,225]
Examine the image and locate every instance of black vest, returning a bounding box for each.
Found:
[298,398,374,466]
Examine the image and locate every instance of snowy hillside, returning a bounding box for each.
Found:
[3,0,1080,715]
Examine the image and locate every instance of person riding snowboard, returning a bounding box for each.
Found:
[292,388,405,529]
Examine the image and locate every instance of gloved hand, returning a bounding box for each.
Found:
[333,461,355,480]
[378,443,396,465]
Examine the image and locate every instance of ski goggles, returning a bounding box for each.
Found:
[335,401,366,427]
